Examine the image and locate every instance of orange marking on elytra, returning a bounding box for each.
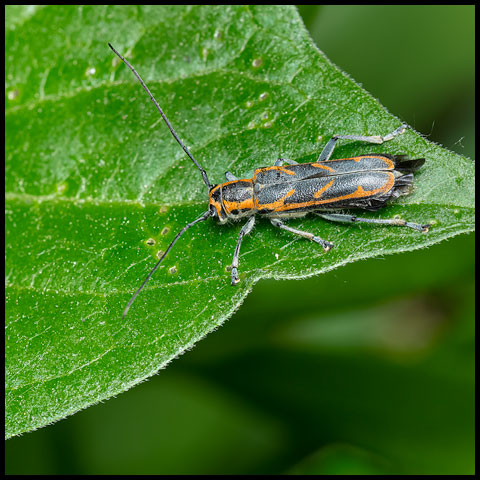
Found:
[279,166,296,175]
[313,179,335,198]
[221,179,253,187]
[322,156,396,170]
[312,163,335,172]
[256,188,296,210]
[341,155,395,169]
[256,166,296,177]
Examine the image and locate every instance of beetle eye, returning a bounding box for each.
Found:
[209,205,219,219]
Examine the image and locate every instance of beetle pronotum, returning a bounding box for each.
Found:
[108,43,430,319]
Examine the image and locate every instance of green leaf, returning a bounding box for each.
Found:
[5,5,474,438]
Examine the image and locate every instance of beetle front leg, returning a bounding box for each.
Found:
[231,216,256,285]
[317,124,408,162]
[270,218,334,251]
[317,213,430,233]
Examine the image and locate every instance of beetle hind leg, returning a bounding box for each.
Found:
[270,218,334,251]
[317,124,408,162]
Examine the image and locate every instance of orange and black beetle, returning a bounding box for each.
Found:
[109,44,429,319]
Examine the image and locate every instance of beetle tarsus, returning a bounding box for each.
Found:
[231,267,240,285]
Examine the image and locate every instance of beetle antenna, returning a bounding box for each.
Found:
[122,210,212,320]
[108,43,213,190]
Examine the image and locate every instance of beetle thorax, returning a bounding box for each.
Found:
[209,180,255,223]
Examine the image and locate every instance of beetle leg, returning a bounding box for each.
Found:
[231,216,256,285]
[274,158,298,166]
[317,213,430,233]
[225,171,238,181]
[270,218,334,251]
[317,124,408,162]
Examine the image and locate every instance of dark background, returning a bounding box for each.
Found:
[5,5,474,475]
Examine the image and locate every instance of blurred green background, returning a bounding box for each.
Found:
[5,5,474,475]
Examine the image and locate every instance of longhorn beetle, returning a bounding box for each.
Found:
[108,43,430,320]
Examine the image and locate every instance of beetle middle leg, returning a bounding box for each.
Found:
[317,124,408,162]
[270,218,334,251]
[317,213,430,233]
[231,216,256,285]
[225,171,238,181]
[275,158,298,166]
